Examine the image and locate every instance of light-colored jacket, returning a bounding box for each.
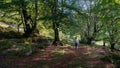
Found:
[75,39,79,44]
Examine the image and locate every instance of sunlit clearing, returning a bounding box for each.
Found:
[95,41,103,45]
[95,41,109,46]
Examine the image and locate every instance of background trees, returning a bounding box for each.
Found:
[0,0,39,37]
[0,0,120,49]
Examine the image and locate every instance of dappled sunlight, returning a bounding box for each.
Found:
[51,48,66,55]
[81,46,94,55]
[83,51,92,55]
[87,58,103,64]
[115,0,120,4]
[0,45,116,68]
[33,57,52,61]
[33,57,41,61]
[0,0,119,67]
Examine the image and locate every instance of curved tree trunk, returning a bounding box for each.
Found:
[21,0,38,37]
[22,9,33,37]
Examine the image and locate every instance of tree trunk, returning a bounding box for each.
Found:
[22,9,33,37]
[20,0,38,37]
[103,41,106,46]
[51,0,62,45]
[87,37,93,45]
[32,0,38,31]
[52,23,60,45]
[110,43,115,49]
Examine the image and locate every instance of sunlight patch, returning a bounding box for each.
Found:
[115,0,120,4]
[51,48,65,55]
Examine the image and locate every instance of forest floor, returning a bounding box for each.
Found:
[0,45,115,68]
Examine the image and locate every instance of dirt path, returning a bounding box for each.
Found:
[0,45,113,68]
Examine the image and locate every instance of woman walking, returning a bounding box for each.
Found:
[74,37,79,50]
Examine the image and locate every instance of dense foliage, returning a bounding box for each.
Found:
[0,0,120,49]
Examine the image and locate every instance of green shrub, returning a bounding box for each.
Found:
[102,55,112,62]
[35,44,45,49]
[68,60,82,68]
[116,60,120,68]
[0,40,12,51]
[111,53,120,61]
[16,38,32,44]
[7,44,32,57]
[17,44,32,56]
[103,53,120,64]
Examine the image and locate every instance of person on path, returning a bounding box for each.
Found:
[74,37,79,50]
